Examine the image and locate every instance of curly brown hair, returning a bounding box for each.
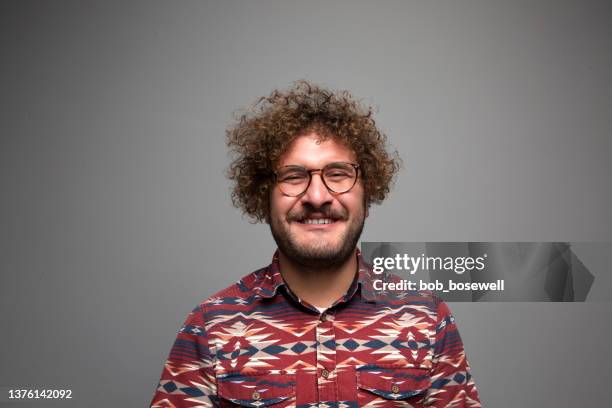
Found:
[226,80,401,223]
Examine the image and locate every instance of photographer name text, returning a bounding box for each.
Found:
[373,279,505,292]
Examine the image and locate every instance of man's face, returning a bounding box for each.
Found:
[269,133,367,269]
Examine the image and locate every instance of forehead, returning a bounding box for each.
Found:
[279,133,356,167]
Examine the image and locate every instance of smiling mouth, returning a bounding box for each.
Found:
[299,218,336,225]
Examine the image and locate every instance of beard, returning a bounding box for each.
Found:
[269,206,365,270]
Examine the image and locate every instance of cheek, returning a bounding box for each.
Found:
[269,190,293,219]
[345,187,366,215]
[269,194,281,219]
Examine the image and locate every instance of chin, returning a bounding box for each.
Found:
[286,239,356,268]
[270,215,365,269]
[299,244,343,259]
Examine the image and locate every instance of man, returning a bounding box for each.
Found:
[151,81,480,407]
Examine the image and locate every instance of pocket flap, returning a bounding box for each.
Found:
[217,372,295,407]
[357,366,431,400]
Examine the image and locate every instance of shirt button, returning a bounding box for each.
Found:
[321,369,330,379]
[320,313,328,322]
[391,384,400,393]
[252,391,261,400]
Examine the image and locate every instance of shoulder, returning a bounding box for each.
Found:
[181,266,270,325]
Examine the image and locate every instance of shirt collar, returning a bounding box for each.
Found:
[254,251,286,299]
[356,249,379,302]
[254,248,379,303]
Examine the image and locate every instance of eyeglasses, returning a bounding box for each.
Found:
[274,162,360,197]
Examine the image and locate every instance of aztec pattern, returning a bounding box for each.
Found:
[151,250,480,407]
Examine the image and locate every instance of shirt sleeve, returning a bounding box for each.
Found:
[150,304,218,407]
[425,300,481,407]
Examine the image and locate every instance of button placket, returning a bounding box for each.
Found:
[316,311,337,402]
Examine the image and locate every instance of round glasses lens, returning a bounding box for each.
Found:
[323,163,357,193]
[277,166,309,196]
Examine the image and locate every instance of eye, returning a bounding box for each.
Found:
[278,170,308,183]
[282,174,305,182]
[324,167,353,179]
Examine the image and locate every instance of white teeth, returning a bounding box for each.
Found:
[302,218,333,224]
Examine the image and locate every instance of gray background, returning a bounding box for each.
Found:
[1,0,611,406]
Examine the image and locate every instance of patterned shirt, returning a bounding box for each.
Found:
[151,250,481,407]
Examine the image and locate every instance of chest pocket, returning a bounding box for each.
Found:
[217,372,296,407]
[357,366,431,405]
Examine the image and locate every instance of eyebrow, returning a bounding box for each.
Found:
[279,160,355,168]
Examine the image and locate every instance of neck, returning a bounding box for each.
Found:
[278,248,358,309]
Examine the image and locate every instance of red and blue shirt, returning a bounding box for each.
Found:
[151,250,481,407]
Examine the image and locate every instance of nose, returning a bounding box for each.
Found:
[301,172,334,208]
